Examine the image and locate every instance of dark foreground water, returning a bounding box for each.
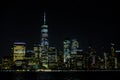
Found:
[0,71,119,80]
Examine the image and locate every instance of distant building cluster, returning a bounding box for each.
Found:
[0,13,120,71]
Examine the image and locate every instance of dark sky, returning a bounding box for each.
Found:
[0,0,119,60]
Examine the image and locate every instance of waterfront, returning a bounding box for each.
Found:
[0,71,119,80]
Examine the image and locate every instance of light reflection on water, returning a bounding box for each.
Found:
[0,72,117,80]
[0,72,81,80]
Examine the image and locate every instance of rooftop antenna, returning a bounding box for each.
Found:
[44,12,46,25]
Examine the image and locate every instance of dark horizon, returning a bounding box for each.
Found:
[0,0,119,60]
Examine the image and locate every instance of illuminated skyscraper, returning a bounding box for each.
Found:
[48,47,57,69]
[33,44,42,58]
[63,40,71,63]
[104,52,108,69]
[71,39,79,54]
[41,12,49,50]
[13,42,26,62]
[41,12,49,68]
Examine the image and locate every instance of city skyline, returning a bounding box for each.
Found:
[1,1,120,80]
[0,0,119,60]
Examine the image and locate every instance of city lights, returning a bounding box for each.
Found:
[0,12,120,72]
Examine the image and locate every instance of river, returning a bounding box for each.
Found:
[0,71,119,80]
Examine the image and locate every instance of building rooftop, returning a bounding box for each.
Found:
[14,42,26,45]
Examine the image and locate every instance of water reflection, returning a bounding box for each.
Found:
[0,72,81,80]
[13,72,54,80]
[0,72,117,80]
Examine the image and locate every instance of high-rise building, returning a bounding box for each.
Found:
[63,39,81,69]
[33,44,42,58]
[104,52,108,69]
[110,43,117,69]
[71,39,79,55]
[48,47,57,69]
[71,39,79,52]
[13,42,26,62]
[41,12,49,50]
[70,49,84,69]
[63,40,71,63]
[115,50,120,69]
[1,56,12,69]
[111,43,115,57]
[41,12,49,68]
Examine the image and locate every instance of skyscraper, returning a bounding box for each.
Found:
[63,40,71,63]
[33,44,41,58]
[41,12,49,68]
[13,42,26,62]
[41,12,49,50]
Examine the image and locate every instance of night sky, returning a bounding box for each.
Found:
[0,0,119,61]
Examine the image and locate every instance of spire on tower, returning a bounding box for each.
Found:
[44,12,46,25]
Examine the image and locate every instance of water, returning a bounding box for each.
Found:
[0,71,119,80]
